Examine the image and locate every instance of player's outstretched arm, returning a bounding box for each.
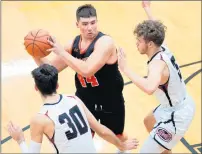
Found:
[7,115,44,153]
[47,36,114,77]
[142,0,167,46]
[32,40,73,73]
[118,48,165,95]
[142,1,155,20]
[75,96,139,151]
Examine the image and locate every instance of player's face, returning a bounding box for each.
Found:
[77,17,98,39]
[136,36,149,54]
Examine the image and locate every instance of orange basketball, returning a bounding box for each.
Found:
[24,29,52,58]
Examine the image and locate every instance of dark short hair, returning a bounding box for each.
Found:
[76,4,97,21]
[134,20,167,46]
[31,64,58,96]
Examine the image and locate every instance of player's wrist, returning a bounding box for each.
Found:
[59,49,68,57]
[17,137,25,145]
[142,1,151,8]
[143,7,151,12]
[118,142,125,152]
[122,67,130,74]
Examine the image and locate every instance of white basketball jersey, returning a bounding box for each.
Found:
[39,94,96,153]
[147,45,187,107]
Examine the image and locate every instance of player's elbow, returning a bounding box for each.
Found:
[144,82,158,95]
[146,90,155,95]
[145,87,156,95]
[81,69,94,78]
[96,126,109,138]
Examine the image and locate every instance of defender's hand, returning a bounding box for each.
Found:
[7,121,25,144]
[119,138,139,151]
[118,47,128,72]
[142,0,151,8]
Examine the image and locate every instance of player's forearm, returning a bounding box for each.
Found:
[123,67,154,95]
[144,7,155,20]
[97,125,124,151]
[59,51,91,77]
[33,57,51,66]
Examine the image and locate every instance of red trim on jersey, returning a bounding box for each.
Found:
[91,131,95,138]
[160,54,164,61]
[116,134,123,138]
[45,132,59,153]
[45,110,49,117]
[159,54,169,88]
[43,111,59,153]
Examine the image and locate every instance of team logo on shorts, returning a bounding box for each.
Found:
[156,127,172,142]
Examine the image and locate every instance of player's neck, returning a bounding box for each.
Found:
[81,31,99,43]
[147,46,161,61]
[42,93,60,104]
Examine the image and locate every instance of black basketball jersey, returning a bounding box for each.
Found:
[71,32,124,106]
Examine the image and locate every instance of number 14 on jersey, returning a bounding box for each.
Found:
[77,74,99,87]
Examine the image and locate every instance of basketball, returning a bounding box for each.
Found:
[24,29,52,58]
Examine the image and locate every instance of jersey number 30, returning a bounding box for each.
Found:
[77,74,99,87]
[59,105,88,140]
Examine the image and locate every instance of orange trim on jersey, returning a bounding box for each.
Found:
[68,37,77,55]
[116,134,123,137]
[79,32,99,54]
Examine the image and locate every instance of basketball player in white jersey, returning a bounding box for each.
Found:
[118,1,195,153]
[7,64,139,153]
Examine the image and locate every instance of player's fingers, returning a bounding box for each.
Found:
[7,127,12,135]
[51,36,56,42]
[48,36,56,43]
[132,138,139,142]
[133,140,139,146]
[126,139,139,147]
[47,39,54,46]
[131,141,139,149]
[10,122,18,130]
[119,48,125,58]
[13,124,20,130]
[46,48,55,52]
[47,36,57,46]
[142,0,150,8]
[10,121,15,128]
[7,125,14,135]
[131,138,139,145]
[9,124,16,132]
[117,48,122,58]
[118,47,122,56]
[7,121,12,130]
[117,49,121,57]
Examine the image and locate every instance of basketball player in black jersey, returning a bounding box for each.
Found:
[33,4,127,150]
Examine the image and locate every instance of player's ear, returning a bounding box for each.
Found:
[34,85,38,91]
[56,83,59,90]
[148,41,153,47]
[76,21,79,28]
